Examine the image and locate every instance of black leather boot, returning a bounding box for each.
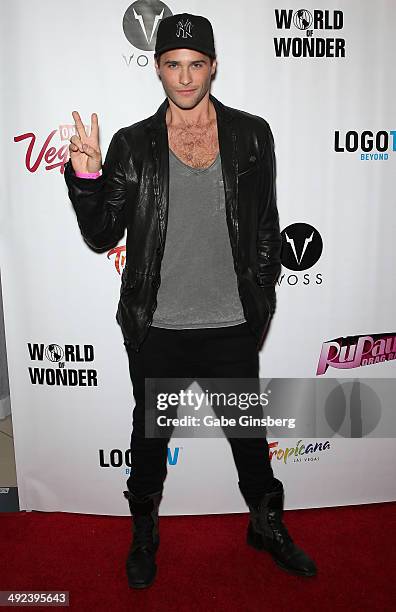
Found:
[123,489,163,589]
[246,479,317,577]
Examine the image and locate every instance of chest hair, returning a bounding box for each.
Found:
[168,120,219,169]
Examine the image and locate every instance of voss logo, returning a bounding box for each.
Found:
[278,223,323,287]
[274,8,345,58]
[28,343,98,387]
[122,0,172,68]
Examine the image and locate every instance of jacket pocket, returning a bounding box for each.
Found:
[237,158,260,178]
[120,265,139,295]
[239,275,271,330]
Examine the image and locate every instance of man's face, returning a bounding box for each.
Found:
[155,48,217,111]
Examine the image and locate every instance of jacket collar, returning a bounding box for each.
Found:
[148,92,239,259]
[149,93,235,130]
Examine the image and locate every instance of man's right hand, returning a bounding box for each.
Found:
[69,111,102,174]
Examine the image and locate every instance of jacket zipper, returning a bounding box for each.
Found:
[231,128,240,264]
[134,135,164,352]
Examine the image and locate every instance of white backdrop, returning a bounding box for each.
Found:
[1,0,395,515]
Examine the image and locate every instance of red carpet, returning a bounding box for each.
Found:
[1,503,396,611]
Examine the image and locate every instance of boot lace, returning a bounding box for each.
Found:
[267,510,295,551]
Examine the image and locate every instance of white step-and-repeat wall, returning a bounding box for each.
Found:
[1,0,395,515]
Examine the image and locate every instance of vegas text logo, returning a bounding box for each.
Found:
[28,342,98,387]
[14,119,96,176]
[274,8,345,58]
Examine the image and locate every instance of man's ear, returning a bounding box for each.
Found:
[211,59,217,76]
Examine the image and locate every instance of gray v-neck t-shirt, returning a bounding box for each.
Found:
[151,148,246,329]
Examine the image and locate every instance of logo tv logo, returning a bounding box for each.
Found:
[123,0,172,51]
[99,447,180,468]
[334,130,396,161]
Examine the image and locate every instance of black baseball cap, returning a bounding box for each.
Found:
[154,13,216,60]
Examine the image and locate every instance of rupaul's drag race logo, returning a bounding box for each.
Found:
[317,332,396,375]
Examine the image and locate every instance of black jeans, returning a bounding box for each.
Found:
[125,322,276,505]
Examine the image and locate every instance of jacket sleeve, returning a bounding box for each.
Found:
[256,121,282,315]
[63,129,130,250]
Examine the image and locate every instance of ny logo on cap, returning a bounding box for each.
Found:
[176,18,193,38]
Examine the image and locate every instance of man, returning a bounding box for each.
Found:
[64,12,317,589]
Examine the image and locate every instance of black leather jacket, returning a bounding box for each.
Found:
[64,93,281,352]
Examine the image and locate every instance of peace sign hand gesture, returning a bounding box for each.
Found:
[69,111,102,174]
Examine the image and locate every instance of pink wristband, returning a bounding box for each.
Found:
[75,170,102,179]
